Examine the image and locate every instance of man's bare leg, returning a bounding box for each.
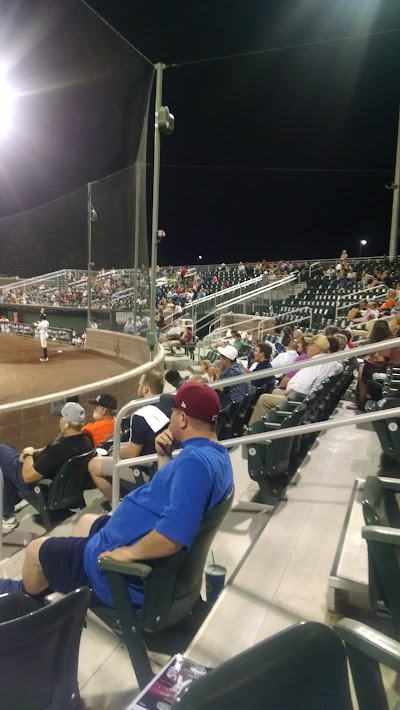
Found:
[22,513,104,594]
[88,457,113,501]
[22,537,51,595]
[72,513,104,537]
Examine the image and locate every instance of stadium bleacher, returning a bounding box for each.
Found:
[2,256,400,707]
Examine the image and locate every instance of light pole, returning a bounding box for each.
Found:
[359,239,367,258]
[147,64,174,360]
[389,106,400,260]
[148,63,164,360]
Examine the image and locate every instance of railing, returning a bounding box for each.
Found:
[309,262,320,278]
[0,321,74,343]
[201,314,274,356]
[182,275,264,319]
[214,273,298,312]
[194,273,299,337]
[110,335,400,509]
[261,308,313,337]
[0,269,72,294]
[335,284,388,320]
[201,308,313,356]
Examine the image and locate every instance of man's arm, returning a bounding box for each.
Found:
[98,530,182,564]
[21,455,43,484]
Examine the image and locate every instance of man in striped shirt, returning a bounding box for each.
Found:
[249,335,343,424]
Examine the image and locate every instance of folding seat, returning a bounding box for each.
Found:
[246,403,306,504]
[362,476,400,639]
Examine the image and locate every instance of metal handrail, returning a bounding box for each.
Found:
[193,274,298,332]
[110,335,400,509]
[309,262,320,278]
[214,273,298,312]
[335,284,388,319]
[182,274,263,313]
[111,405,400,473]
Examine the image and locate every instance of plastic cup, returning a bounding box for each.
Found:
[205,564,227,605]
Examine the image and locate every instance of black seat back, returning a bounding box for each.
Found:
[142,488,234,631]
[367,398,400,462]
[362,476,400,529]
[47,448,97,510]
[172,621,352,710]
[0,587,90,710]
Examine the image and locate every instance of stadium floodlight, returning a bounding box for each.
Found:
[359,238,367,257]
[0,68,16,137]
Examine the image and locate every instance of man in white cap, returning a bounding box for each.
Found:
[0,402,93,533]
[215,344,253,404]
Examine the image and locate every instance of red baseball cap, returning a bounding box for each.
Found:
[173,382,220,424]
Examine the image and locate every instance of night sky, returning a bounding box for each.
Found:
[2,0,400,270]
[85,0,400,265]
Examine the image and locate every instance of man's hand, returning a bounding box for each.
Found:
[22,447,35,457]
[155,428,175,457]
[98,546,136,564]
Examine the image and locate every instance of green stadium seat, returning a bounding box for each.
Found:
[91,488,234,689]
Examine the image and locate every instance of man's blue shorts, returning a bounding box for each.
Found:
[38,515,109,594]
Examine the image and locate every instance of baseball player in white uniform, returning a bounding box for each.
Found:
[36,312,49,362]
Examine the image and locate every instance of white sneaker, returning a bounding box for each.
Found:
[14,499,29,512]
[2,516,18,533]
[40,358,49,362]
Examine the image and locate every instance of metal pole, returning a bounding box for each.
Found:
[148,63,165,360]
[133,163,140,334]
[389,106,400,260]
[87,182,92,328]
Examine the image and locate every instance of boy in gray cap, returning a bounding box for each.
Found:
[0,402,93,533]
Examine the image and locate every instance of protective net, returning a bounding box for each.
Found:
[0,0,153,277]
[0,0,153,405]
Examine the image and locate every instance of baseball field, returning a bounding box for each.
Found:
[0,334,132,405]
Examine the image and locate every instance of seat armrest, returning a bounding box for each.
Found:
[275,410,290,417]
[334,618,400,673]
[97,558,153,579]
[260,421,282,429]
[36,479,53,487]
[362,525,400,544]
[377,477,400,492]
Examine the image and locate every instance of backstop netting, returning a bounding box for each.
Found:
[0,0,153,277]
[0,0,153,396]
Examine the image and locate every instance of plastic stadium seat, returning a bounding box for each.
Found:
[0,587,90,710]
[91,488,234,689]
[362,476,400,639]
[171,618,400,710]
[22,449,96,531]
[247,403,306,504]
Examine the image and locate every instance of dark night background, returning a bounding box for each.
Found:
[86,0,400,264]
[1,0,400,271]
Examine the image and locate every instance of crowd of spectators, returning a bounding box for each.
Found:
[0,260,307,314]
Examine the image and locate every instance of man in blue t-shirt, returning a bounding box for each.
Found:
[250,342,275,391]
[10,383,233,608]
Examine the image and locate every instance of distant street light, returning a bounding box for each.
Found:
[359,239,367,257]
[0,67,16,137]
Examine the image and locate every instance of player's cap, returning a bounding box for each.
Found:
[60,402,85,424]
[173,382,220,424]
[217,345,238,361]
[88,393,118,411]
